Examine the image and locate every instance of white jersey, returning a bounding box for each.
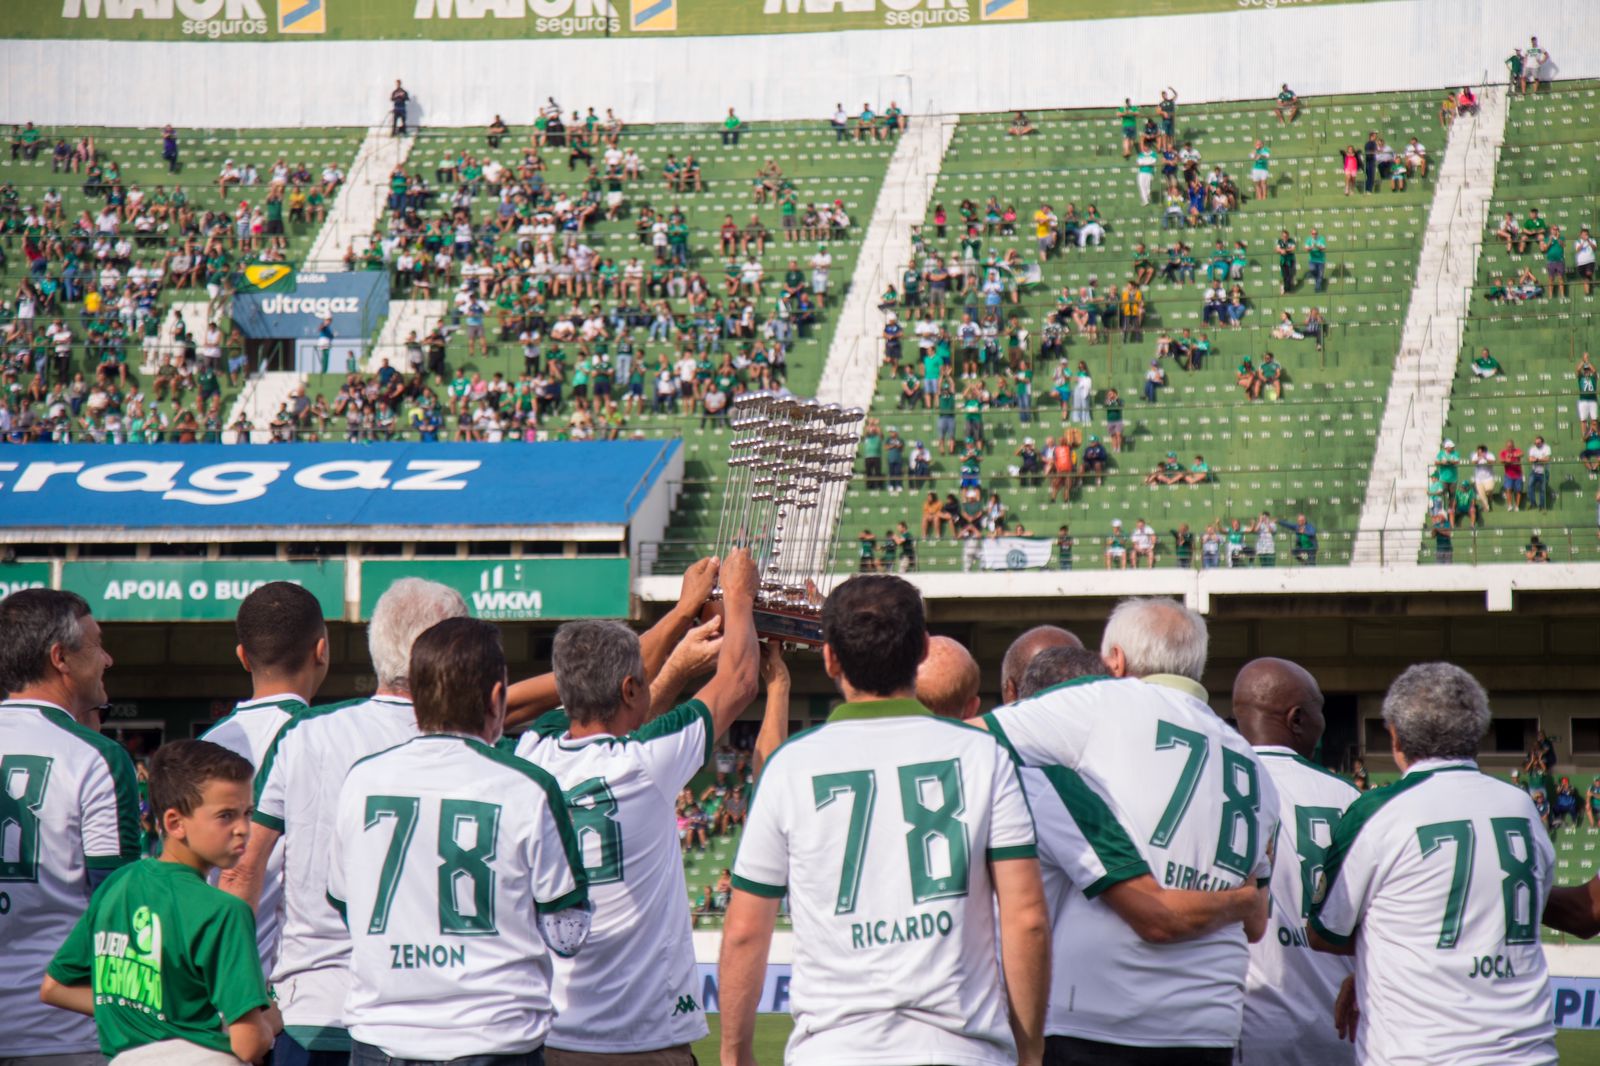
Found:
[984,675,1280,1049]
[732,700,1037,1066]
[0,698,141,1056]
[514,701,712,1053]
[1309,759,1556,1066]
[201,693,308,973]
[254,694,420,1047]
[1242,746,1359,1066]
[327,734,586,1059]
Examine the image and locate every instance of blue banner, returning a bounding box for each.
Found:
[231,270,390,342]
[0,442,678,530]
[696,963,792,1014]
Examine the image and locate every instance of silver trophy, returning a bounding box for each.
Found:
[713,391,864,645]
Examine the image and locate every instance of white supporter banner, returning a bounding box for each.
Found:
[979,537,1052,571]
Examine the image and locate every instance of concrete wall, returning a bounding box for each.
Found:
[3,0,1597,127]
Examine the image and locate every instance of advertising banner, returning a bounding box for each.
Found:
[231,270,389,344]
[60,560,346,621]
[695,962,792,1014]
[0,441,678,530]
[11,0,1386,41]
[1554,977,1600,1030]
[0,562,53,601]
[359,558,630,620]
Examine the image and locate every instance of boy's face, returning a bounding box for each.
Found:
[165,778,253,869]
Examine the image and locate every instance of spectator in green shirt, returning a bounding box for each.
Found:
[1471,348,1503,380]
[1517,207,1548,253]
[43,741,276,1063]
[1435,439,1461,486]
[1545,226,1567,298]
[721,108,742,147]
[1305,227,1328,292]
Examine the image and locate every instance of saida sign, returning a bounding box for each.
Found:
[359,559,630,621]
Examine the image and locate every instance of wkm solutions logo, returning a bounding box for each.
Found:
[473,564,546,620]
[278,0,325,32]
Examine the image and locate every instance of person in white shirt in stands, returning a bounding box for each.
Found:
[517,551,760,1066]
[722,575,1050,1066]
[1574,225,1597,296]
[0,590,140,1066]
[328,618,590,1066]
[201,582,329,974]
[1403,137,1427,178]
[1233,658,1358,1066]
[980,598,1276,1066]
[1310,663,1556,1066]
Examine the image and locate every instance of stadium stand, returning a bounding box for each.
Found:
[1426,79,1600,563]
[0,125,365,442]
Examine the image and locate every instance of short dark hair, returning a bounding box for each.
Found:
[0,589,91,696]
[148,740,253,825]
[409,617,506,735]
[235,581,326,674]
[1019,647,1109,699]
[821,575,926,697]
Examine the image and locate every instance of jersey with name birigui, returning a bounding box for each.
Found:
[514,702,713,1053]
[1309,760,1556,1066]
[983,676,1279,1049]
[1242,746,1359,1066]
[253,694,420,1047]
[0,699,142,1057]
[732,701,1037,1066]
[327,734,586,1059]
[202,694,307,973]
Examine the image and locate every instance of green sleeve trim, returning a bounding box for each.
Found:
[1307,912,1352,947]
[85,853,134,871]
[252,698,364,806]
[1039,765,1150,897]
[252,811,285,833]
[731,873,787,899]
[536,884,590,914]
[531,708,571,738]
[1082,860,1151,900]
[1313,769,1435,925]
[464,739,589,901]
[326,891,347,927]
[987,844,1038,861]
[982,713,1023,766]
[41,707,141,862]
[633,700,714,766]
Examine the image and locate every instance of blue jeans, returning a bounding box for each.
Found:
[352,1040,543,1066]
[1530,471,1549,510]
[1308,261,1326,292]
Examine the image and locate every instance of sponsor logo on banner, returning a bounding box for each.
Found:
[61,561,346,621]
[412,0,621,35]
[980,0,1024,18]
[59,0,272,37]
[360,559,631,621]
[278,0,324,30]
[630,0,673,30]
[762,0,970,28]
[1554,978,1600,1029]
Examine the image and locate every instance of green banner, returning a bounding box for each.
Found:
[360,558,630,620]
[61,561,346,621]
[11,0,1385,41]
[0,563,53,601]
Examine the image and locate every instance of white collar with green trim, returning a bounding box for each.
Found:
[1403,757,1478,777]
[1140,674,1209,703]
[236,693,310,710]
[1,697,73,714]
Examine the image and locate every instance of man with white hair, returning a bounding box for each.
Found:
[981,597,1277,1064]
[222,576,470,1066]
[1310,663,1556,1064]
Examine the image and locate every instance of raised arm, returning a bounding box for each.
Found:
[505,556,721,727]
[648,615,724,718]
[690,549,761,736]
[752,641,790,780]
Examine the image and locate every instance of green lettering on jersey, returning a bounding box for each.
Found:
[0,755,53,882]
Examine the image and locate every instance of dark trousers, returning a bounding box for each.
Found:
[1530,471,1549,510]
[1045,1035,1233,1066]
[1363,158,1376,191]
[864,456,883,489]
[1308,261,1325,292]
[392,109,407,136]
[274,1031,351,1066]
[353,1040,543,1066]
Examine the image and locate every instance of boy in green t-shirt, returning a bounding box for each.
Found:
[44,741,276,1065]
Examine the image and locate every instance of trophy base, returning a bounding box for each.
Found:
[753,606,825,647]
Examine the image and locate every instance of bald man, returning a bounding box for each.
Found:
[999,625,1083,704]
[1233,657,1357,1066]
[915,635,982,719]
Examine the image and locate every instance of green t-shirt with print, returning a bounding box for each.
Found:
[48,859,270,1058]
